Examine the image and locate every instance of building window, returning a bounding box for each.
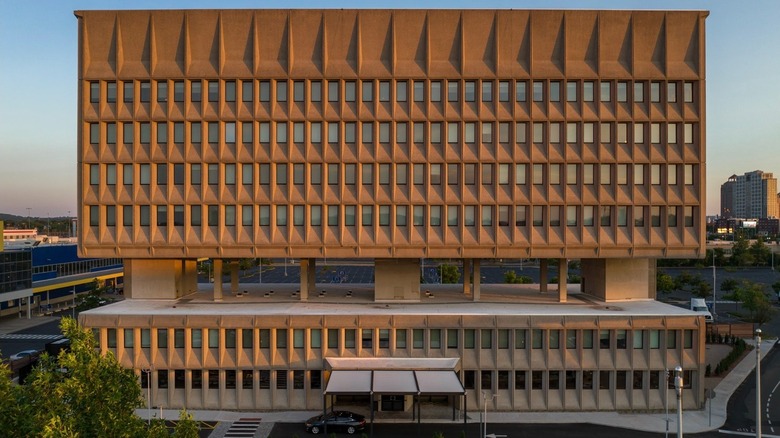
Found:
[157,81,167,102]
[600,82,611,102]
[140,82,150,102]
[634,82,644,102]
[599,330,610,349]
[191,329,202,348]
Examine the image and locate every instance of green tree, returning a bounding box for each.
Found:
[692,281,713,299]
[749,238,771,266]
[721,278,739,292]
[0,353,34,435]
[730,235,753,266]
[440,264,460,284]
[772,281,780,294]
[731,281,776,324]
[24,317,147,437]
[656,271,675,294]
[173,409,200,438]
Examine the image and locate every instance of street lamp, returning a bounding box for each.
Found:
[756,328,762,438]
[665,368,670,438]
[674,365,683,438]
[142,369,152,424]
[481,391,498,438]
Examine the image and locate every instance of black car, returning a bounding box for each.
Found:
[305,410,366,434]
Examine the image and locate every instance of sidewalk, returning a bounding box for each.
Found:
[134,339,774,436]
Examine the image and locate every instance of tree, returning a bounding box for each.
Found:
[173,410,200,438]
[730,235,753,266]
[692,281,713,299]
[1,318,202,437]
[440,264,460,284]
[0,353,34,434]
[749,238,771,266]
[721,278,739,292]
[656,271,675,294]
[772,281,780,295]
[730,281,776,324]
[23,317,147,437]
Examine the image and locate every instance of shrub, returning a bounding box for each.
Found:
[713,338,748,376]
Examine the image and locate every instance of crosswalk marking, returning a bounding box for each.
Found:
[224,418,262,438]
[0,334,63,341]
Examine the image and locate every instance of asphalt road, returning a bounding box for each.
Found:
[269,421,722,437]
[0,318,65,359]
[724,340,780,435]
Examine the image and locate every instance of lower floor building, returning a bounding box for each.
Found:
[80,281,705,413]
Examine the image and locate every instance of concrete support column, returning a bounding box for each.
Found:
[472,259,481,301]
[308,259,316,297]
[213,259,223,302]
[230,262,240,294]
[463,259,472,295]
[540,259,548,293]
[299,258,313,300]
[558,259,568,303]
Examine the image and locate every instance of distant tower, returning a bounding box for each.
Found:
[720,174,736,218]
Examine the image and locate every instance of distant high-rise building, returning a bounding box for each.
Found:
[722,170,777,219]
[720,174,736,218]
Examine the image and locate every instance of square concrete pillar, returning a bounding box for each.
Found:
[299,258,316,300]
[540,259,548,293]
[580,258,653,301]
[213,259,223,301]
[462,259,472,295]
[374,259,421,302]
[472,259,481,301]
[558,259,568,303]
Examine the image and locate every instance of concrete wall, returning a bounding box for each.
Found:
[581,258,653,301]
[125,259,195,299]
[374,258,421,302]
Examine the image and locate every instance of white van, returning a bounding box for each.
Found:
[690,298,713,323]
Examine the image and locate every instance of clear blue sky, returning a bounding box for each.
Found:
[1,0,778,218]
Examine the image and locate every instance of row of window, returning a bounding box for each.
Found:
[141,368,693,392]
[89,162,698,188]
[88,203,698,229]
[88,120,699,146]
[89,79,697,106]
[109,327,695,351]
[463,368,694,391]
[32,258,122,277]
[141,369,321,391]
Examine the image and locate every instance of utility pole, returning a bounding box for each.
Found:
[675,366,683,438]
[756,329,762,438]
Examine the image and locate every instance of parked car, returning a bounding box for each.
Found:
[9,349,40,361]
[305,411,366,434]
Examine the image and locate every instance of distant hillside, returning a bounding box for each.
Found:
[0,213,26,222]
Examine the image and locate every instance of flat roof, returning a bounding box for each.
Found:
[81,284,698,318]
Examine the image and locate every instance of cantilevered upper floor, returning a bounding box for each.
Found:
[76,9,707,260]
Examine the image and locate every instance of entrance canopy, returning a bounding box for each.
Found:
[323,357,464,395]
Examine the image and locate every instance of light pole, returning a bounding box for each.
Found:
[756,328,762,438]
[481,391,498,438]
[675,365,683,438]
[26,207,32,229]
[712,256,717,320]
[665,368,670,438]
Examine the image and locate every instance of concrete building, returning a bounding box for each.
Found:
[720,174,735,219]
[721,170,778,220]
[76,9,708,414]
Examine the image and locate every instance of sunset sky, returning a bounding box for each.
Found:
[1,0,778,218]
